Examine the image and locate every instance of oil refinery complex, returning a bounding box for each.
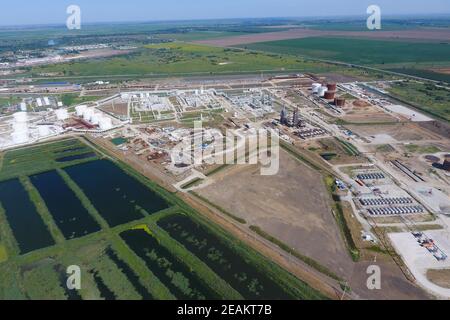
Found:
[1,72,450,300]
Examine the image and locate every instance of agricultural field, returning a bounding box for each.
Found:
[241,37,450,67]
[31,43,312,77]
[29,42,389,80]
[0,138,326,300]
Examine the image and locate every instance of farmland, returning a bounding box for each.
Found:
[0,138,326,300]
[31,43,312,77]
[241,37,450,67]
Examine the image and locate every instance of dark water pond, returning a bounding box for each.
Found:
[64,160,170,227]
[56,152,97,163]
[0,179,55,254]
[158,214,293,300]
[121,229,220,300]
[30,170,101,239]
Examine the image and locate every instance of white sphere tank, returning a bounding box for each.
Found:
[75,105,87,117]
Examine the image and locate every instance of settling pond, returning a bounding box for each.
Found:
[158,214,294,300]
[0,179,55,254]
[30,170,101,239]
[64,160,170,227]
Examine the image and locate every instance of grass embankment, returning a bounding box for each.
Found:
[180,178,204,190]
[336,138,360,156]
[324,176,360,262]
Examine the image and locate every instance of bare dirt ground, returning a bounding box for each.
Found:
[342,104,399,124]
[195,28,450,47]
[427,269,450,289]
[429,68,450,75]
[195,149,431,299]
[99,102,128,117]
[347,123,440,142]
[197,150,356,278]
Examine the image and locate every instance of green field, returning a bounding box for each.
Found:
[0,138,326,300]
[0,138,99,181]
[241,37,450,67]
[59,94,102,107]
[27,42,397,82]
[387,81,450,122]
[388,68,450,83]
[31,43,315,77]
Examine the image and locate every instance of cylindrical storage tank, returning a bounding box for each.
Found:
[312,83,321,94]
[91,114,101,125]
[82,108,94,121]
[76,105,87,117]
[318,86,328,97]
[327,83,337,91]
[334,97,346,107]
[324,91,336,100]
[13,112,28,123]
[38,126,51,137]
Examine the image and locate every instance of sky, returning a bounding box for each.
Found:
[0,0,449,26]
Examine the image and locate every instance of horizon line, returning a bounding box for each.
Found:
[1,13,450,29]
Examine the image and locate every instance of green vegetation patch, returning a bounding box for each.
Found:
[241,37,450,66]
[0,138,99,181]
[404,144,441,154]
[387,81,450,122]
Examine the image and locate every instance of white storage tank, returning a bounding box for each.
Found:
[91,113,101,125]
[312,83,321,94]
[82,108,94,121]
[318,86,328,97]
[75,105,87,117]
